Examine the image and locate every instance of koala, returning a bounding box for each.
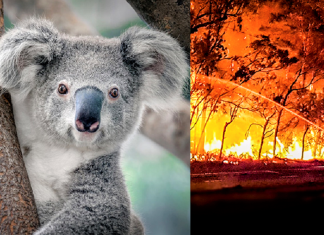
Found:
[0,19,188,234]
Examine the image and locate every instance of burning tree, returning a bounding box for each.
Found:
[245,98,277,160]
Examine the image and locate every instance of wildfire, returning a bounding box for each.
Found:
[285,139,313,161]
[190,0,324,163]
[204,137,221,152]
[223,137,253,158]
[201,136,315,161]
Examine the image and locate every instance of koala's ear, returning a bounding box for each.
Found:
[120,27,188,109]
[0,19,60,97]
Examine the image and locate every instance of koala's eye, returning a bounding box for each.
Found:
[58,84,68,95]
[109,88,119,99]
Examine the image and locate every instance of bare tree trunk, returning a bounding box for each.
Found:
[219,105,239,159]
[219,122,229,159]
[0,95,40,235]
[195,101,218,156]
[258,119,270,160]
[301,125,309,160]
[0,99,40,232]
[4,0,190,165]
[312,130,322,158]
[0,2,40,234]
[272,109,283,158]
[195,105,207,154]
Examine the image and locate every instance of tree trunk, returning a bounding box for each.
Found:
[195,101,217,156]
[312,130,322,158]
[0,94,40,234]
[4,0,190,165]
[258,119,270,160]
[196,105,207,154]
[0,90,40,234]
[219,106,239,159]
[0,2,40,234]
[219,122,229,159]
[272,109,283,158]
[301,125,309,160]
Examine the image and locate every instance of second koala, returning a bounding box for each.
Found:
[0,19,187,234]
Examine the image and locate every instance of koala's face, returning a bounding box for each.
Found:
[0,20,188,150]
[33,40,143,148]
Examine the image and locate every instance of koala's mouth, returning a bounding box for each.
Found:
[72,128,101,144]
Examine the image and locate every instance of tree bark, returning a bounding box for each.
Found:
[0,2,40,234]
[219,122,229,159]
[219,106,239,159]
[4,0,190,165]
[195,105,207,155]
[301,125,309,160]
[0,94,40,235]
[312,130,321,158]
[258,118,270,160]
[272,109,283,158]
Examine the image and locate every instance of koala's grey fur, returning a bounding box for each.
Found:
[0,19,188,235]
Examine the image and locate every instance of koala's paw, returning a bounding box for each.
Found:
[129,213,145,235]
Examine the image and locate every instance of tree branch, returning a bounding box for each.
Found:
[126,0,189,56]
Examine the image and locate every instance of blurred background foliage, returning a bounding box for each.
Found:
[3,0,189,235]
[68,0,147,38]
[122,133,190,235]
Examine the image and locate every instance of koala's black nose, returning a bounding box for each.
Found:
[75,86,104,133]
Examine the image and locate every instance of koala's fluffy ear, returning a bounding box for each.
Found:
[120,27,188,109]
[0,19,60,97]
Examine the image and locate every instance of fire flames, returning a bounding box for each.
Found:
[190,0,324,162]
[202,136,314,161]
[190,76,323,161]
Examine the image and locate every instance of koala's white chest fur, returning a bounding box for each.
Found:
[23,143,85,202]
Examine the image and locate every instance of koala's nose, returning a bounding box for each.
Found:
[75,86,104,133]
[75,118,100,133]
